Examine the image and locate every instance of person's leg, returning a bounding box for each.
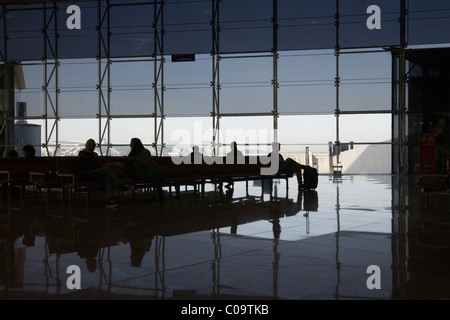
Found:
[86,167,119,206]
[149,166,164,201]
[103,166,127,189]
[281,158,305,189]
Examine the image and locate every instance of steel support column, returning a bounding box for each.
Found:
[153,0,164,156]
[42,3,59,156]
[0,5,12,157]
[272,0,279,143]
[97,0,111,155]
[334,0,342,173]
[211,0,220,156]
[398,0,408,175]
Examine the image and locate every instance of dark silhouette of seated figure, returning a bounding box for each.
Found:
[223,141,245,190]
[190,145,203,165]
[22,144,35,158]
[268,142,307,192]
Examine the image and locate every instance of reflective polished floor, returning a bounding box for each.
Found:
[1,174,449,300]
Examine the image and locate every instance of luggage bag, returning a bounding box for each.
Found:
[303,166,318,190]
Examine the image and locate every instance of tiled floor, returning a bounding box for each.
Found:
[1,174,449,300]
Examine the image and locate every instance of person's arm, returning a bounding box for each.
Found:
[136,149,153,167]
[78,151,99,172]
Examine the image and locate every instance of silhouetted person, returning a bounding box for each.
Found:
[78,138,128,208]
[190,145,203,165]
[223,141,244,190]
[126,138,163,201]
[268,142,307,192]
[22,144,35,158]
[226,141,244,165]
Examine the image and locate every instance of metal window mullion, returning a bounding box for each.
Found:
[43,3,59,156]
[334,0,341,170]
[272,0,278,143]
[398,0,408,174]
[43,8,56,60]
[0,6,6,61]
[154,1,164,156]
[0,6,6,157]
[98,0,111,156]
[211,0,220,156]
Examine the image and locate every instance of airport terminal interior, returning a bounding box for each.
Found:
[1,0,450,300]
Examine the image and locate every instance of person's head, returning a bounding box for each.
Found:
[22,234,35,247]
[230,141,237,151]
[84,139,96,152]
[85,257,98,273]
[78,247,98,273]
[130,138,144,151]
[192,145,199,153]
[22,144,36,157]
[130,253,144,268]
[129,138,146,157]
[6,149,19,158]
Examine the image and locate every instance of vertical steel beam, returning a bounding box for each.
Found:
[334,0,341,171]
[0,5,9,156]
[42,3,59,156]
[153,1,165,156]
[211,0,220,156]
[398,0,408,175]
[0,5,4,62]
[391,0,408,175]
[97,0,111,155]
[272,0,279,143]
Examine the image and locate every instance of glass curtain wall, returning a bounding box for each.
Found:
[1,1,449,173]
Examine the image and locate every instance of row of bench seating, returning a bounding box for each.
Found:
[0,155,294,203]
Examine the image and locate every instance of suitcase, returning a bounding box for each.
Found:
[303,166,318,190]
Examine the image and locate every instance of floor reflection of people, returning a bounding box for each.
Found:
[125,224,155,268]
[75,228,100,273]
[77,245,99,273]
[74,223,105,273]
[303,190,318,212]
[0,236,26,290]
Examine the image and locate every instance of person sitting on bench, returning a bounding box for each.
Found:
[78,139,129,208]
[268,142,307,192]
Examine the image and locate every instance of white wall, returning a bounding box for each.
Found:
[334,144,391,174]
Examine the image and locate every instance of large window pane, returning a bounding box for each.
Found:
[7,6,44,61]
[339,51,391,111]
[165,54,211,117]
[278,0,335,51]
[110,3,155,57]
[164,117,212,156]
[220,55,273,114]
[165,0,211,55]
[409,0,450,46]
[220,0,273,53]
[279,51,335,115]
[339,0,400,48]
